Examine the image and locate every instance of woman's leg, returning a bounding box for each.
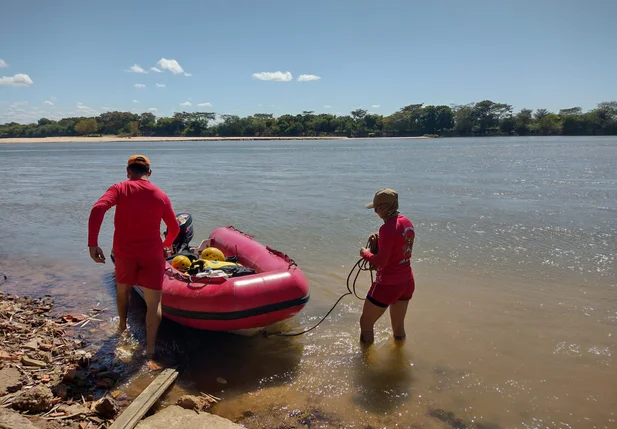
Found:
[359,299,387,345]
[389,299,409,340]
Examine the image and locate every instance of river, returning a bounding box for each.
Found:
[0,136,615,428]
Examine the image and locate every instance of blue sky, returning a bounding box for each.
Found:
[1,0,616,124]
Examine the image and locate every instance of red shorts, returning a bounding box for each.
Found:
[114,253,165,291]
[366,277,415,308]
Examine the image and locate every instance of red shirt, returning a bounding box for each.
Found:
[361,214,415,285]
[87,179,180,258]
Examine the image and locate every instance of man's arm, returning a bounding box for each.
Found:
[87,185,119,247]
[161,198,180,249]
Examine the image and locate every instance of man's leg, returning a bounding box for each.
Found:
[140,287,162,358]
[113,256,138,332]
[389,299,409,340]
[116,283,132,332]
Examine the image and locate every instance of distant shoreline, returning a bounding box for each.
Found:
[0,135,428,144]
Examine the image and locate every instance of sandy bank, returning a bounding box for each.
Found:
[0,135,427,144]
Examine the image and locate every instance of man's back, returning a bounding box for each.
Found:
[88,179,177,258]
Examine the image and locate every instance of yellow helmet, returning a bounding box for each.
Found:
[201,247,225,261]
[171,255,192,271]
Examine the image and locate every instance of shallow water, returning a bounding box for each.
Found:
[0,136,616,428]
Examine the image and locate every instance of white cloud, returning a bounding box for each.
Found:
[0,73,34,87]
[44,100,54,106]
[184,73,192,77]
[0,59,7,68]
[133,100,139,103]
[134,84,146,88]
[155,83,166,88]
[76,102,97,115]
[371,104,380,108]
[197,102,212,107]
[324,105,332,108]
[157,58,186,75]
[180,101,192,107]
[252,71,293,82]
[297,74,321,82]
[148,108,158,112]
[126,64,147,73]
[151,67,162,73]
[10,101,28,107]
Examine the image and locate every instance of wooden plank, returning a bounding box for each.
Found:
[109,368,178,429]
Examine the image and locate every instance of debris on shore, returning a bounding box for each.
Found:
[0,291,121,428]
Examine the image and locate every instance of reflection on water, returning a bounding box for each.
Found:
[1,137,617,428]
[352,342,414,415]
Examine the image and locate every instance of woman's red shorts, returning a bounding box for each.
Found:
[366,277,415,308]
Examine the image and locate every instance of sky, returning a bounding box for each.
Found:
[1,0,616,124]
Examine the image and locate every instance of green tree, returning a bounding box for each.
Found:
[534,109,549,121]
[471,100,512,135]
[499,116,516,134]
[514,109,533,135]
[420,105,454,135]
[182,112,216,136]
[97,112,138,135]
[452,104,475,136]
[74,118,98,135]
[138,112,156,136]
[536,114,561,135]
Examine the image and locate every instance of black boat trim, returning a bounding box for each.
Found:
[134,288,310,320]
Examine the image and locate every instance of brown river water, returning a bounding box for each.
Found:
[0,137,615,428]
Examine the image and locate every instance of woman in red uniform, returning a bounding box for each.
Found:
[359,188,415,345]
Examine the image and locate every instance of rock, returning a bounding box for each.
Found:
[58,403,90,416]
[11,385,54,413]
[52,383,68,399]
[0,367,23,395]
[176,394,208,411]
[62,366,77,383]
[38,351,53,363]
[21,356,47,368]
[23,339,39,351]
[0,351,17,361]
[94,396,118,419]
[39,342,53,352]
[0,407,39,429]
[135,405,243,429]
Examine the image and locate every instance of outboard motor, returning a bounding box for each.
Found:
[164,212,194,254]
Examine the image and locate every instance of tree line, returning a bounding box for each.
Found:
[1,100,616,139]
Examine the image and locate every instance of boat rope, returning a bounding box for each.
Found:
[261,233,379,338]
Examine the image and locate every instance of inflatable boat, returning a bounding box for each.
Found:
[127,218,310,332]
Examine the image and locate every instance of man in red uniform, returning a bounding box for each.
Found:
[87,154,179,361]
[359,188,415,345]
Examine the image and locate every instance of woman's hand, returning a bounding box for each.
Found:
[360,247,369,258]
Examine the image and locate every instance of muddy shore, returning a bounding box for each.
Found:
[0,289,230,428]
[0,285,359,429]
